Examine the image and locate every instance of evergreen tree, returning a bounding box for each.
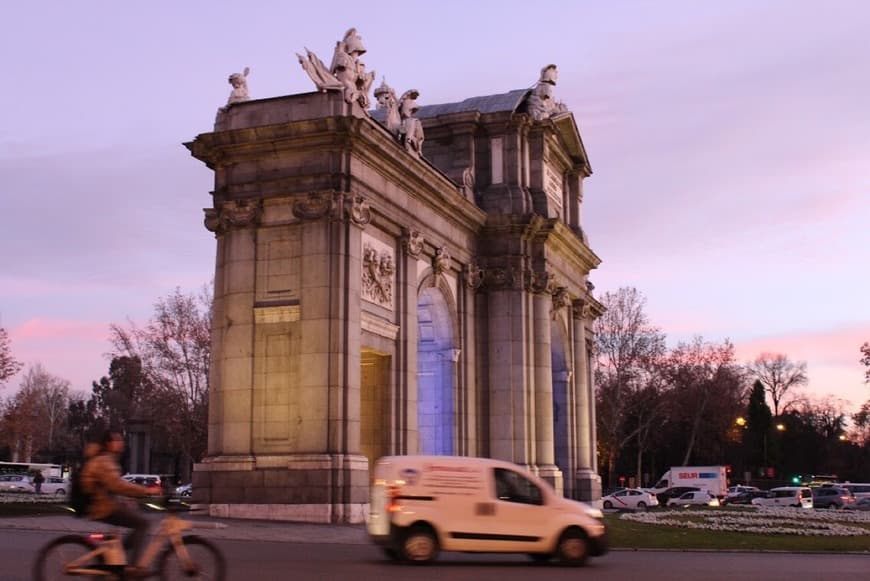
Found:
[744,380,772,476]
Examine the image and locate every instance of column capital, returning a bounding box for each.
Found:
[401,227,424,257]
[204,199,263,236]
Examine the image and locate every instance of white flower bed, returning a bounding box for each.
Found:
[0,493,66,505]
[620,507,870,536]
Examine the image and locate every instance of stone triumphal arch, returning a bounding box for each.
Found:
[186,29,604,523]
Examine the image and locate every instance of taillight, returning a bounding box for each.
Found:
[387,485,401,513]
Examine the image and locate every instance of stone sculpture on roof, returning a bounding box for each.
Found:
[398,89,424,156]
[226,67,251,105]
[527,64,568,121]
[374,79,425,157]
[374,78,401,134]
[297,28,375,109]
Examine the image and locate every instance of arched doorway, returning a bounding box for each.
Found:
[417,287,455,455]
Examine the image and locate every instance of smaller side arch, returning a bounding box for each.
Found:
[416,272,459,455]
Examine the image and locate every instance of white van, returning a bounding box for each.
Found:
[751,486,813,509]
[368,455,608,565]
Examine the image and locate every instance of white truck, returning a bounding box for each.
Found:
[648,466,728,498]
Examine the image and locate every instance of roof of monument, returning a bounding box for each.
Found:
[415,89,531,119]
[369,88,530,123]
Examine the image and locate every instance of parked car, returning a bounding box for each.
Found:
[656,486,700,505]
[174,483,192,498]
[725,485,760,500]
[844,498,870,512]
[667,490,719,507]
[601,488,658,510]
[0,474,34,493]
[751,486,813,508]
[722,489,769,505]
[122,474,163,488]
[40,476,70,496]
[812,486,855,509]
[841,483,870,501]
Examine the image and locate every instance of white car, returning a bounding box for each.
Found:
[751,486,813,509]
[667,490,719,507]
[725,485,760,500]
[601,488,659,510]
[40,476,70,496]
[0,474,34,493]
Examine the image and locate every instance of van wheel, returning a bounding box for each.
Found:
[603,500,613,509]
[400,525,438,564]
[556,528,589,567]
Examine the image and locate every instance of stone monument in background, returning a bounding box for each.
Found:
[185,28,604,523]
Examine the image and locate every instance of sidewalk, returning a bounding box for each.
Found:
[0,513,370,545]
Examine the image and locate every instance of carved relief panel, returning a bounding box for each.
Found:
[361,233,395,309]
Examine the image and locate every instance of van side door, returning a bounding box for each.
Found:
[487,468,550,549]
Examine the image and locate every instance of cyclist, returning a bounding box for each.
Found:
[80,429,160,577]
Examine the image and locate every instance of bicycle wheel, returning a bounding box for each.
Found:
[158,535,225,581]
[32,535,99,580]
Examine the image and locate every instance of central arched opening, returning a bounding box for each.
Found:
[417,287,455,455]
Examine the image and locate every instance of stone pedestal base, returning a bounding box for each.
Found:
[575,469,602,504]
[191,453,369,523]
[536,464,564,497]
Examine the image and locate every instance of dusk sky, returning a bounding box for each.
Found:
[2,1,868,414]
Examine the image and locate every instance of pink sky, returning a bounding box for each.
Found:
[1,1,868,415]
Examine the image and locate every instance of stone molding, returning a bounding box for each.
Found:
[204,199,263,235]
[401,227,424,258]
[484,267,515,291]
[362,242,394,307]
[254,304,301,324]
[292,191,335,221]
[526,270,554,295]
[465,262,484,290]
[432,246,451,275]
[360,310,400,340]
[572,297,604,320]
[552,286,571,311]
[346,194,372,226]
[291,191,372,227]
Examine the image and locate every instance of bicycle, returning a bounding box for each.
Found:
[32,498,226,580]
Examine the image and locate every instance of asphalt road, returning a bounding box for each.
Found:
[2,529,867,581]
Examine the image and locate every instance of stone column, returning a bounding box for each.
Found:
[573,299,600,502]
[204,212,226,457]
[398,228,423,454]
[212,200,261,456]
[531,273,562,492]
[487,268,531,465]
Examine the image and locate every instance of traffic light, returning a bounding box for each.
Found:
[791,475,800,484]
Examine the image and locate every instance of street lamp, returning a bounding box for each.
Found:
[776,423,786,432]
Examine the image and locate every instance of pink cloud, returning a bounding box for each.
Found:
[733,325,869,367]
[14,318,109,342]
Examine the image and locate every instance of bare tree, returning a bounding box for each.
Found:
[594,287,667,487]
[109,286,212,479]
[0,326,23,386]
[666,337,744,466]
[20,364,71,451]
[0,364,71,460]
[861,342,870,383]
[748,353,807,417]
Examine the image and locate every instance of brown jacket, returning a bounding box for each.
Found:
[80,452,152,520]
